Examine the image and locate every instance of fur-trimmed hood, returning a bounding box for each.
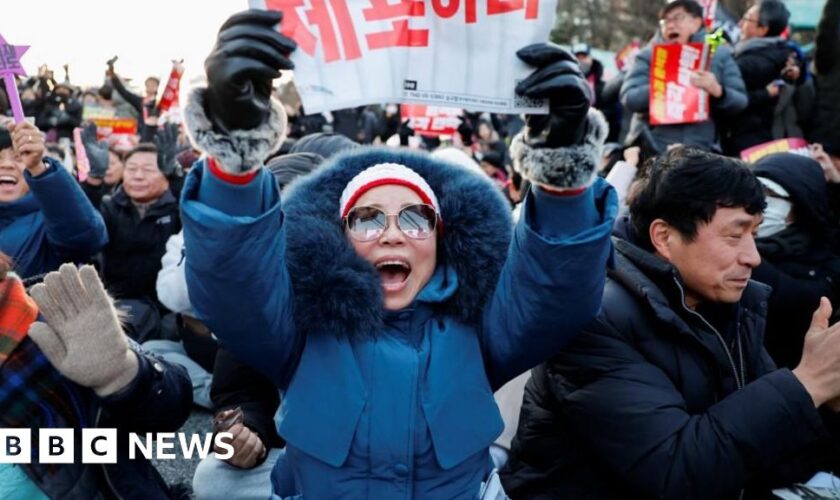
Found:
[281,148,513,339]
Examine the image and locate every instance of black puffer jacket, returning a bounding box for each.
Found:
[100,188,181,305]
[501,237,836,499]
[811,0,840,149]
[726,37,790,154]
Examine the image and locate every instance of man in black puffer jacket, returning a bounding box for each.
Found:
[726,1,793,154]
[501,148,840,499]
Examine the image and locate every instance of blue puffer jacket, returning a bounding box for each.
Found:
[0,158,108,279]
[181,146,616,499]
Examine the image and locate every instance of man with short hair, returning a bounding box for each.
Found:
[726,0,795,154]
[99,142,181,319]
[501,148,840,499]
[621,0,747,153]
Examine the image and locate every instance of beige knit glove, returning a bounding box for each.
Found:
[28,264,139,397]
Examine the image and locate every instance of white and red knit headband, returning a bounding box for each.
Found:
[339,163,440,218]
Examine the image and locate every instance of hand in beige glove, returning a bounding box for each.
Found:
[28,264,139,397]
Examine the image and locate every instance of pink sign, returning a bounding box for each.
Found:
[0,34,30,123]
[740,138,811,164]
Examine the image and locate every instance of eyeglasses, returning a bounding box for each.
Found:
[659,12,688,26]
[740,16,759,24]
[344,204,438,242]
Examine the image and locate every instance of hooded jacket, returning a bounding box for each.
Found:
[501,237,831,499]
[621,30,748,153]
[180,89,617,499]
[751,154,840,367]
[0,158,107,280]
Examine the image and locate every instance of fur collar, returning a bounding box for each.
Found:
[281,148,513,338]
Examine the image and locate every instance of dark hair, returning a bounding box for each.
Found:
[629,147,766,250]
[145,76,160,86]
[98,84,113,100]
[265,152,324,191]
[0,127,10,151]
[757,0,790,37]
[123,143,158,163]
[660,0,704,20]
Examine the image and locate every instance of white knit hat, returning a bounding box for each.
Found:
[339,163,440,218]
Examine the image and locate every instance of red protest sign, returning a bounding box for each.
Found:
[740,138,811,164]
[649,43,708,125]
[264,0,541,63]
[401,104,461,137]
[615,41,640,72]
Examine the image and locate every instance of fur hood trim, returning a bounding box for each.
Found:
[183,87,287,173]
[281,148,513,338]
[510,108,608,189]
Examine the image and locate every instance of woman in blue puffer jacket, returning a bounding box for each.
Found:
[181,10,617,500]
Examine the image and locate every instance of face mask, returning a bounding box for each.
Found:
[758,196,792,238]
[579,61,592,74]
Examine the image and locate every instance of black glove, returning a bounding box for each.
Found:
[204,10,296,132]
[153,123,181,178]
[398,119,415,146]
[80,122,110,179]
[515,43,592,149]
[457,116,474,147]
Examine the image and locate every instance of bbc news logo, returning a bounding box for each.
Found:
[0,429,234,464]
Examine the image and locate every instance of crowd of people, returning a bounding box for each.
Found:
[2,0,840,498]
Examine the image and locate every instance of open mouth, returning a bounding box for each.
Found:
[0,175,18,187]
[375,259,411,292]
[666,32,681,41]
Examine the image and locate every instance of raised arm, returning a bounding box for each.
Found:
[481,44,617,389]
[181,10,301,389]
[7,120,107,259]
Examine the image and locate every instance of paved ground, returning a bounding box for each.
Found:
[152,408,214,498]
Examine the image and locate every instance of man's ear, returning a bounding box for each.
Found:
[649,219,675,261]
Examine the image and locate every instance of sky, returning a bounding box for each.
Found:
[3,0,249,90]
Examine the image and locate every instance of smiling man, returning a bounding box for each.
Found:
[0,120,107,279]
[621,0,747,153]
[502,148,840,499]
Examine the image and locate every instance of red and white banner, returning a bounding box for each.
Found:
[697,0,718,29]
[615,41,640,72]
[157,61,184,115]
[250,0,557,113]
[649,42,708,125]
[90,117,138,152]
[401,104,461,137]
[740,138,811,164]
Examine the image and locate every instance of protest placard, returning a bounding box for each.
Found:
[0,33,30,124]
[649,42,707,125]
[740,138,811,164]
[401,104,461,137]
[697,0,718,29]
[249,0,555,114]
[615,41,640,72]
[90,117,138,151]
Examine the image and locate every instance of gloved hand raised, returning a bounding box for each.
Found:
[512,43,608,190]
[153,122,182,178]
[80,122,110,179]
[28,264,139,397]
[204,9,296,133]
[515,43,592,149]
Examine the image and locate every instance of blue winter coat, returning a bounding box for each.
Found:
[181,148,617,499]
[0,158,108,278]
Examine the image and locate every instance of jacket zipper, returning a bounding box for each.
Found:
[673,277,746,500]
[673,277,743,390]
[94,406,125,500]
